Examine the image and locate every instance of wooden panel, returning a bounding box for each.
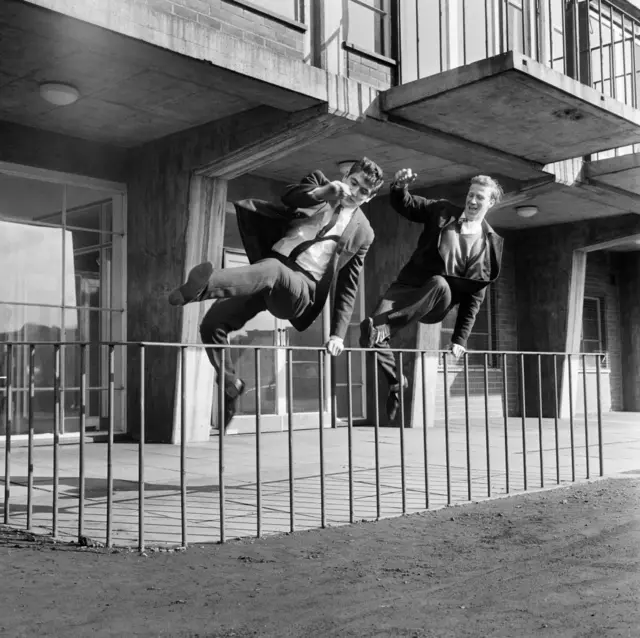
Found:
[618,253,640,410]
[384,52,640,164]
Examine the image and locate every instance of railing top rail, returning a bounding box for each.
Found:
[0,340,607,357]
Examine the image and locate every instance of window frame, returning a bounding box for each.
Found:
[346,0,393,58]
[580,295,609,369]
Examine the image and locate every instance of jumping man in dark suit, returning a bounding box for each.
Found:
[360,168,504,422]
[169,158,384,429]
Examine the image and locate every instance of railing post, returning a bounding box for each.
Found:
[347,350,354,523]
[443,353,451,505]
[537,354,544,488]
[519,354,528,491]
[595,355,604,477]
[463,352,471,501]
[502,353,510,494]
[398,352,406,514]
[218,347,226,543]
[27,345,35,532]
[317,350,326,529]
[3,344,13,525]
[582,353,590,479]
[568,353,576,482]
[52,344,60,538]
[255,348,263,537]
[421,352,429,509]
[553,354,561,485]
[373,351,381,519]
[483,353,491,498]
[180,345,188,548]
[78,344,87,541]
[138,345,146,552]
[106,344,115,548]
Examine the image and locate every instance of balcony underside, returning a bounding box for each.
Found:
[382,52,640,165]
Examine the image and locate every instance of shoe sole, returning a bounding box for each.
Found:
[168,262,213,306]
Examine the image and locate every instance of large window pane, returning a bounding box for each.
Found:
[417,0,442,77]
[261,0,301,21]
[348,0,386,55]
[464,0,488,64]
[0,173,63,222]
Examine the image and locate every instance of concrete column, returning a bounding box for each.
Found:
[172,176,228,444]
[619,252,640,411]
[411,323,441,428]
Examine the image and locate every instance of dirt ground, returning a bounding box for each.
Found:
[1,477,639,638]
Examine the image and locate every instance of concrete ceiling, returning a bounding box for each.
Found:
[0,1,317,148]
[382,52,640,165]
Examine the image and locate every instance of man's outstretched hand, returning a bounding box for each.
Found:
[315,180,352,202]
[325,336,345,357]
[392,168,418,188]
[450,343,466,359]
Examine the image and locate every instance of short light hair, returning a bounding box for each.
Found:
[348,157,384,194]
[470,175,504,205]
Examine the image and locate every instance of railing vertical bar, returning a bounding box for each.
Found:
[463,352,471,502]
[553,354,560,485]
[537,354,544,488]
[483,353,491,498]
[138,345,146,552]
[398,352,407,514]
[287,349,295,533]
[27,346,36,531]
[443,354,451,505]
[599,0,605,96]
[218,348,226,544]
[180,345,188,548]
[347,351,354,524]
[484,0,489,58]
[255,348,263,537]
[421,352,429,509]
[622,14,628,104]
[519,354,528,491]
[632,21,638,109]
[548,0,554,68]
[317,350,326,528]
[568,353,576,482]
[582,353,590,479]
[462,0,468,64]
[561,0,567,74]
[106,344,115,548]
[502,353,510,494]
[78,344,87,540]
[3,344,12,525]
[373,352,381,519]
[610,4,617,99]
[595,355,604,477]
[52,344,60,537]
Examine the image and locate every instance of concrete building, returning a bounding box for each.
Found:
[0,0,639,444]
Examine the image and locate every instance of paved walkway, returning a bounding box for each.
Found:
[1,412,639,547]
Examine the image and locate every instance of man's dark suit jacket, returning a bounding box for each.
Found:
[234,171,374,339]
[389,185,504,348]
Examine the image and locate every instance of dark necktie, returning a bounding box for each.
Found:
[289,205,343,262]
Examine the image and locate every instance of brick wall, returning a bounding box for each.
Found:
[345,49,394,90]
[144,0,306,59]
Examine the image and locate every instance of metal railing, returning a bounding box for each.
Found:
[0,341,607,550]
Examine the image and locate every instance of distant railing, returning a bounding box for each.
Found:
[0,341,606,549]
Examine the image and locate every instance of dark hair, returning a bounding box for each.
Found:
[348,157,384,193]
[470,175,504,204]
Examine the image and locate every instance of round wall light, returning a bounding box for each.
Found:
[39,82,80,106]
[516,205,539,218]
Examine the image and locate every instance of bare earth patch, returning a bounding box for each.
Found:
[1,477,639,637]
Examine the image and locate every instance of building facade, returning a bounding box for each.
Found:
[0,0,639,443]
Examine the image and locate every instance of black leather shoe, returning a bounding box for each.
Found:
[168,262,213,306]
[223,379,246,431]
[359,318,390,348]
[386,376,408,422]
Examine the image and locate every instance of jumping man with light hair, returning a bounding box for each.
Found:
[360,168,504,423]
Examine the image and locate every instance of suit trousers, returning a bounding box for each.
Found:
[199,256,316,391]
[371,275,454,386]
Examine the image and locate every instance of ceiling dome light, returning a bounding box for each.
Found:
[39,82,80,106]
[516,205,539,218]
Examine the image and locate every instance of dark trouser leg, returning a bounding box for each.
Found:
[199,257,314,389]
[368,276,454,386]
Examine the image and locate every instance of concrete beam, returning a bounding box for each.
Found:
[195,104,357,179]
[355,115,546,182]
